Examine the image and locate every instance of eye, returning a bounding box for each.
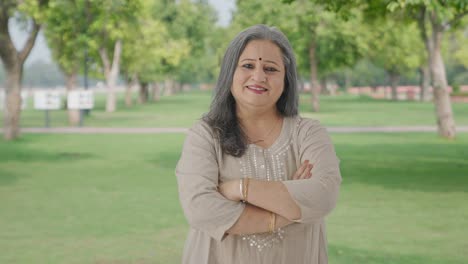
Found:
[265,66,278,72]
[241,63,254,69]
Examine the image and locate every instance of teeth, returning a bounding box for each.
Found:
[248,86,267,91]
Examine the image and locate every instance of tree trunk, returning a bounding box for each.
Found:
[99,39,122,113]
[0,15,40,140]
[417,7,434,103]
[152,82,160,102]
[388,71,400,101]
[418,8,455,138]
[3,66,22,139]
[139,82,149,104]
[309,40,320,112]
[419,64,431,101]
[125,85,133,107]
[164,79,174,96]
[329,79,338,96]
[124,74,135,107]
[65,72,80,126]
[344,70,351,92]
[320,77,327,95]
[430,27,456,139]
[174,82,181,93]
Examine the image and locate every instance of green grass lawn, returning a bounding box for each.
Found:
[1,133,467,263]
[6,90,468,128]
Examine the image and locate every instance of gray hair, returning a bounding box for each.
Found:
[203,24,299,157]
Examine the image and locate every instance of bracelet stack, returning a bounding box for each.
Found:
[239,178,275,233]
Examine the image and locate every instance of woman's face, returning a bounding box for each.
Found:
[231,40,285,112]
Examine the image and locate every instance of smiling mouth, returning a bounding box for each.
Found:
[246,85,268,92]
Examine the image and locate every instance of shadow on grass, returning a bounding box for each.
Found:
[0,168,22,186]
[329,244,462,264]
[148,150,181,170]
[336,142,468,193]
[0,137,95,164]
[0,144,95,186]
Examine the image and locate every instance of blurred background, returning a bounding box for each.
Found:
[1,0,467,263]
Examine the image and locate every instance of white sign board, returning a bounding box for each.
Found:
[34,90,62,110]
[0,90,28,110]
[68,90,94,110]
[21,91,28,109]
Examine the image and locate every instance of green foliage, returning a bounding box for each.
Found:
[17,0,50,23]
[451,25,468,68]
[347,59,387,87]
[387,0,468,23]
[313,9,368,75]
[44,0,87,75]
[43,0,143,80]
[366,19,423,77]
[84,0,142,76]
[162,0,220,84]
[232,0,367,79]
[120,0,190,83]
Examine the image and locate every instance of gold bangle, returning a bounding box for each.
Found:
[243,178,250,202]
[273,213,276,232]
[239,179,244,201]
[269,212,276,233]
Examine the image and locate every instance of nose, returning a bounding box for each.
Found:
[252,64,266,82]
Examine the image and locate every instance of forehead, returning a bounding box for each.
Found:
[239,40,283,65]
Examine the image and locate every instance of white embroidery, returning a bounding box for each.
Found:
[237,122,293,252]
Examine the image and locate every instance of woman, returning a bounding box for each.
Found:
[176,24,342,264]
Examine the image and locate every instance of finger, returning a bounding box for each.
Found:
[294,160,309,179]
[293,161,307,180]
[300,164,314,179]
[293,160,309,180]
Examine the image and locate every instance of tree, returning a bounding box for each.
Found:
[44,0,88,126]
[0,0,49,140]
[366,19,422,100]
[170,0,219,87]
[452,27,468,69]
[295,4,366,110]
[322,0,468,138]
[86,0,141,112]
[120,0,189,104]
[149,0,218,95]
[385,0,468,138]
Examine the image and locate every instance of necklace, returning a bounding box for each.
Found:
[245,116,282,144]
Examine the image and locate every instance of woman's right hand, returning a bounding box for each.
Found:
[292,160,313,180]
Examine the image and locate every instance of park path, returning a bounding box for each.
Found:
[7,126,468,134]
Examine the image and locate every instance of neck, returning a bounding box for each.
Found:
[236,105,279,124]
[236,105,283,146]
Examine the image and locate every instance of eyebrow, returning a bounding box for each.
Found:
[240,58,280,67]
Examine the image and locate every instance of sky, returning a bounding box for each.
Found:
[9,0,235,66]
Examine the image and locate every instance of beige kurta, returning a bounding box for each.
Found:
[176,116,342,264]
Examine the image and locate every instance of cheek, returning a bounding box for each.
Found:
[232,70,243,87]
[273,76,285,94]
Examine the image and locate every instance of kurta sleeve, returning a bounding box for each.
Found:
[176,122,245,241]
[282,118,342,223]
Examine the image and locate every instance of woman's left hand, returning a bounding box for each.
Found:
[218,180,242,202]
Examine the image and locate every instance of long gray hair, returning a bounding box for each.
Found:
[203,24,299,157]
